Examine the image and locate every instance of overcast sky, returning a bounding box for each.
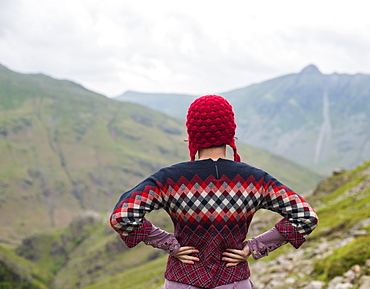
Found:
[0,0,369,97]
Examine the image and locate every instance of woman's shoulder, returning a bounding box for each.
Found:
[151,160,196,178]
[220,158,266,171]
[217,159,270,180]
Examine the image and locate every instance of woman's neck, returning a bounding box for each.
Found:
[198,146,227,161]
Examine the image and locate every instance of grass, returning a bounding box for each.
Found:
[314,236,370,281]
[0,245,53,289]
[310,160,370,240]
[82,254,168,289]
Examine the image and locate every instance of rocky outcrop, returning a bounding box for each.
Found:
[249,230,370,289]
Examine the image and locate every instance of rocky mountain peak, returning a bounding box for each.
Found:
[299,64,322,75]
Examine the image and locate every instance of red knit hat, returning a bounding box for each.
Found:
[186,95,241,162]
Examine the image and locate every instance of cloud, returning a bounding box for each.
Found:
[0,0,369,97]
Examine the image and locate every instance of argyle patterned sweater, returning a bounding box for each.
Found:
[110,159,318,288]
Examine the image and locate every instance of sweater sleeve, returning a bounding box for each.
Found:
[143,226,181,256]
[260,174,319,249]
[247,227,286,260]
[110,174,165,248]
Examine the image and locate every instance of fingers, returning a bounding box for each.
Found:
[226,262,241,268]
[221,254,245,265]
[176,255,200,264]
[222,248,250,267]
[227,247,250,258]
[173,246,250,267]
[222,254,244,262]
[223,248,249,259]
[173,246,200,265]
[176,246,199,255]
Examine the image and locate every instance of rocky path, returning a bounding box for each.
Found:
[249,221,370,289]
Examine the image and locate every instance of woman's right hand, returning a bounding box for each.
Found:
[173,246,200,264]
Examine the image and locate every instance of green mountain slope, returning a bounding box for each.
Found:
[116,65,370,173]
[0,64,188,244]
[0,244,53,289]
[0,64,321,245]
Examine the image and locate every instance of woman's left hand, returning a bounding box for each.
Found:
[173,246,200,265]
[222,244,251,267]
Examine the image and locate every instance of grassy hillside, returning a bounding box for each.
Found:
[246,160,370,288]
[0,244,53,289]
[7,211,171,289]
[0,64,188,244]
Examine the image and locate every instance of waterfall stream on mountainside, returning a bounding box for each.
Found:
[314,90,332,164]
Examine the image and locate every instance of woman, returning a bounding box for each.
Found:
[110,95,318,289]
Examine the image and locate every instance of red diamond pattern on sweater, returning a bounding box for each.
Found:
[162,175,264,230]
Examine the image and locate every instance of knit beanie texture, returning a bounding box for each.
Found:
[186,95,241,162]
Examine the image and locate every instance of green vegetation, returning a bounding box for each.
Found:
[308,161,370,282]
[0,64,189,242]
[314,236,370,280]
[6,211,171,289]
[310,160,370,240]
[83,254,168,289]
[0,245,53,289]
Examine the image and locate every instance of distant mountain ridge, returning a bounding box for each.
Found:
[115,65,370,173]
